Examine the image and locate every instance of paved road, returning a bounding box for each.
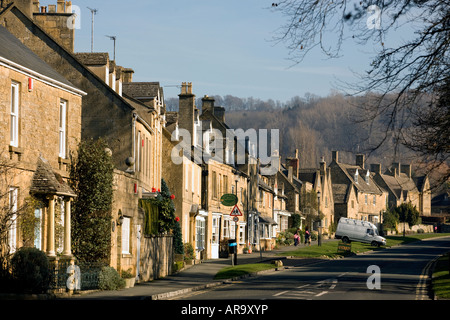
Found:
[172,236,450,300]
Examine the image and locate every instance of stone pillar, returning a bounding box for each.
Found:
[47,195,56,257]
[63,198,72,257]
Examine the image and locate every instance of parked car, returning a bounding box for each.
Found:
[335,217,386,247]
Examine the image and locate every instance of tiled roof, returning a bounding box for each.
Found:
[74,52,109,65]
[122,82,161,99]
[30,157,76,197]
[0,25,76,88]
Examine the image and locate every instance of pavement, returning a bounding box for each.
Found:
[60,241,332,300]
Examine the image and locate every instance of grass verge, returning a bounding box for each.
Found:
[432,254,450,299]
[214,263,275,280]
[279,233,450,259]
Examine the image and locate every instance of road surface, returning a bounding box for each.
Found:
[172,236,450,300]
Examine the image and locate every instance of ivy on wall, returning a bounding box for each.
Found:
[69,138,114,263]
[139,179,183,256]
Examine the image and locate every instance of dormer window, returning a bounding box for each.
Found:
[365,170,370,184]
[354,169,359,183]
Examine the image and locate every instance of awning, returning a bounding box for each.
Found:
[274,209,292,217]
[259,216,278,225]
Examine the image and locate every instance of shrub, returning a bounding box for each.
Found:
[98,266,125,290]
[10,247,51,293]
[184,242,195,261]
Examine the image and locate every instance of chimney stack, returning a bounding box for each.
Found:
[320,156,326,175]
[286,149,299,179]
[332,151,339,163]
[370,163,381,175]
[178,82,196,146]
[356,154,365,169]
[401,164,412,178]
[392,162,400,177]
[201,95,214,114]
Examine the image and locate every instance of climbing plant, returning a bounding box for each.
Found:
[69,138,114,263]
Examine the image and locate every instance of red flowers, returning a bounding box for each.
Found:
[151,187,156,193]
[170,194,175,200]
[175,217,180,222]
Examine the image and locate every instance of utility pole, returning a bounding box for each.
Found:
[87,7,98,52]
[106,35,116,61]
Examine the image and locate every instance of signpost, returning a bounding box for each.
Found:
[229,204,242,266]
[230,204,243,216]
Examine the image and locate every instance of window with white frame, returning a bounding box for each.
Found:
[121,216,131,254]
[59,99,67,158]
[239,223,245,244]
[196,217,205,250]
[34,207,43,250]
[223,218,230,238]
[9,188,18,254]
[10,82,19,148]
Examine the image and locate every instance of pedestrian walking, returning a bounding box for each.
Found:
[304,227,311,246]
[294,232,299,246]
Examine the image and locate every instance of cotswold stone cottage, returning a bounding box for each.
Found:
[0,1,168,281]
[0,24,85,258]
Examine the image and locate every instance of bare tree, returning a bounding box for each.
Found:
[271,0,450,184]
[0,157,29,274]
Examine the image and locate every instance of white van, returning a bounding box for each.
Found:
[335,217,386,247]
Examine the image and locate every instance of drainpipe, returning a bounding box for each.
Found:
[132,112,137,173]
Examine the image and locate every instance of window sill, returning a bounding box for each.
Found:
[58,157,70,165]
[9,145,23,154]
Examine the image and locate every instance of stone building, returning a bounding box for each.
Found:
[165,83,251,259]
[371,162,431,217]
[298,156,335,235]
[0,1,169,281]
[162,109,203,260]
[329,151,387,224]
[0,24,85,259]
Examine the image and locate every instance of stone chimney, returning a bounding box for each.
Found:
[178,82,196,146]
[356,154,365,169]
[201,95,214,114]
[286,149,299,179]
[370,163,381,175]
[32,0,75,52]
[401,164,412,178]
[319,156,326,176]
[392,162,401,177]
[332,150,339,163]
[122,68,134,83]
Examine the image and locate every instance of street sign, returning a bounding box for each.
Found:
[337,242,351,254]
[230,204,243,216]
[233,216,239,222]
[220,193,238,206]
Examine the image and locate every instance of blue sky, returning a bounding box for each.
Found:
[40,0,377,102]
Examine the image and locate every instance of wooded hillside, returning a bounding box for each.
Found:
[167,92,414,169]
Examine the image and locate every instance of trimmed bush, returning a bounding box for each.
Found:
[98,266,125,290]
[10,247,51,293]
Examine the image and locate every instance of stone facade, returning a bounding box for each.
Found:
[0,23,84,258]
[371,162,431,217]
[329,151,387,224]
